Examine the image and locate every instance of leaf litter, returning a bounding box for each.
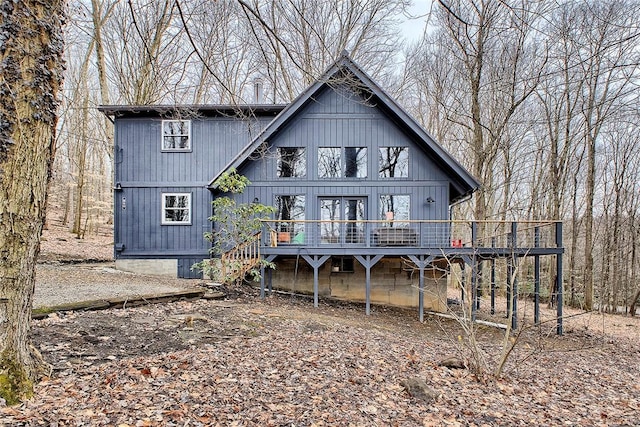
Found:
[2,292,639,426]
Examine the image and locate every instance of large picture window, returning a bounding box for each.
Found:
[318,147,367,178]
[379,194,410,226]
[277,147,306,178]
[162,120,191,151]
[379,147,409,178]
[275,195,305,244]
[162,193,191,224]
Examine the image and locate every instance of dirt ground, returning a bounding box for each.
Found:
[1,222,638,425]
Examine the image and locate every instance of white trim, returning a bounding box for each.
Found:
[161,119,191,151]
[161,192,192,225]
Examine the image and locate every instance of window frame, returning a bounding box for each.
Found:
[379,194,411,227]
[161,119,191,152]
[161,192,192,225]
[318,146,367,179]
[378,146,409,178]
[277,147,307,178]
[274,194,306,244]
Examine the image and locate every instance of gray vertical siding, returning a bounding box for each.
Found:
[113,114,272,275]
[239,85,452,224]
[113,84,465,277]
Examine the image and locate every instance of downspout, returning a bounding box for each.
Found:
[449,193,473,221]
[449,193,473,244]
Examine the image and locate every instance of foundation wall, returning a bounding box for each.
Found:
[270,257,447,312]
[115,259,178,277]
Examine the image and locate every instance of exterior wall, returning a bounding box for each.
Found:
[270,257,448,312]
[237,84,453,225]
[113,115,273,277]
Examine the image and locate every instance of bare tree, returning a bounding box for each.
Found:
[237,0,409,102]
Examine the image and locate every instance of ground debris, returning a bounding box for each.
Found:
[7,294,637,426]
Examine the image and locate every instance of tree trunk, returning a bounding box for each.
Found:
[629,287,640,317]
[0,0,65,405]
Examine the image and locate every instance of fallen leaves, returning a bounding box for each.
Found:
[1,296,637,426]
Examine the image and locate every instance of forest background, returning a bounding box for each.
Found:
[54,0,640,315]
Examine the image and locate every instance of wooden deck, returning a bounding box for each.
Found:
[257,220,565,334]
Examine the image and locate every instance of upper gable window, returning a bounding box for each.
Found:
[318,147,367,178]
[162,120,191,151]
[162,193,191,224]
[379,147,409,178]
[277,147,306,178]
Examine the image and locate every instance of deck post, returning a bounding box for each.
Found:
[471,253,478,322]
[419,263,425,322]
[313,258,319,308]
[355,255,383,316]
[534,226,541,325]
[408,255,433,323]
[506,257,512,318]
[511,222,518,331]
[490,237,496,315]
[260,262,265,299]
[301,255,330,308]
[365,257,371,315]
[556,222,563,335]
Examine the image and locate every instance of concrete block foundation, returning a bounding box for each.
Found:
[270,257,448,312]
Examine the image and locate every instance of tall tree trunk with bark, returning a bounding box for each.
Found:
[0,0,65,404]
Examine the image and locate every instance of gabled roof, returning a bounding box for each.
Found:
[207,52,480,202]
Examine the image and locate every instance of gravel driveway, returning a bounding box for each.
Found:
[34,262,203,309]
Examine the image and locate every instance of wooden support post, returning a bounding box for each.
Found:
[511,222,518,331]
[260,263,265,299]
[491,237,496,315]
[313,264,319,307]
[534,226,540,325]
[506,258,512,318]
[419,265,425,322]
[471,254,478,322]
[301,255,330,309]
[556,222,564,335]
[408,255,434,323]
[355,255,383,316]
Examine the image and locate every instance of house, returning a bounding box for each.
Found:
[100,53,564,329]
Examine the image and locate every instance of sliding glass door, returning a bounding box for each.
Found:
[319,197,366,244]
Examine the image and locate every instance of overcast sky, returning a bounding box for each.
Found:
[399,0,432,42]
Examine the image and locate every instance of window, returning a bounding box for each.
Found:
[318,147,341,178]
[318,147,367,178]
[331,256,354,273]
[320,197,366,244]
[379,195,410,226]
[275,195,305,244]
[379,147,408,178]
[277,147,306,178]
[162,193,191,224]
[162,120,190,151]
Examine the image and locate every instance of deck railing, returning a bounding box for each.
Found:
[261,220,561,250]
[221,232,262,279]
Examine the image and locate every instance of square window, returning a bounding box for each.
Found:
[162,193,191,224]
[379,147,408,178]
[277,147,306,177]
[162,120,191,151]
[379,194,410,226]
[318,147,341,178]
